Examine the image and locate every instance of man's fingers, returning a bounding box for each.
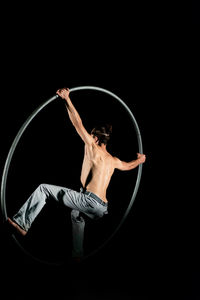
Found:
[137,153,146,163]
[56,88,69,94]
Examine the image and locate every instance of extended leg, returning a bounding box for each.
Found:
[12,183,80,232]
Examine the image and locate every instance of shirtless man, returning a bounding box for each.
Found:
[8,88,146,258]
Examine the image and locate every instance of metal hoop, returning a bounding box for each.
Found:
[1,86,143,265]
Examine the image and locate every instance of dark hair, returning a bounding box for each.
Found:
[91,124,112,146]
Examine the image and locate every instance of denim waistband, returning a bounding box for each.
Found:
[85,191,108,206]
[81,188,108,207]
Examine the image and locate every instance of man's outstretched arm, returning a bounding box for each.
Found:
[56,88,93,145]
[114,153,146,171]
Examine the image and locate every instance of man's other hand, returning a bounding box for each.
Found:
[137,153,146,164]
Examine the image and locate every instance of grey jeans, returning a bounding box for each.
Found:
[13,184,108,257]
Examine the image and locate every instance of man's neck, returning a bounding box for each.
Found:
[100,144,107,152]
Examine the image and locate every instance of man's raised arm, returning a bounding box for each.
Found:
[56,88,93,145]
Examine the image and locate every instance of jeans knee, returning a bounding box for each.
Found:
[71,209,79,218]
[38,183,46,189]
[38,183,47,191]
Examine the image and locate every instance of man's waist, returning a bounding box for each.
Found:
[80,187,108,207]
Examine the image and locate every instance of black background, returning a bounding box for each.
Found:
[0,3,199,298]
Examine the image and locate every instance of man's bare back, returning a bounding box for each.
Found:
[81,143,115,202]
